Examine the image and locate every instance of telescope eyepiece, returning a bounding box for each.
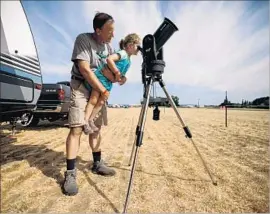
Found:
[137,45,143,52]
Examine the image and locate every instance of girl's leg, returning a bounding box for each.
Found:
[84,89,100,134]
[84,89,100,120]
[89,93,109,131]
[90,98,105,121]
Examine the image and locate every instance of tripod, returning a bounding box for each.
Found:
[122,72,218,213]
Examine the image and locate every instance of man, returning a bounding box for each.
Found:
[63,12,126,196]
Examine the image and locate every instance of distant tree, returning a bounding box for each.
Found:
[171,95,180,107]
[253,96,269,109]
[220,99,231,106]
[252,96,269,106]
[264,98,269,106]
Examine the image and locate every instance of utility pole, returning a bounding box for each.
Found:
[225,91,228,127]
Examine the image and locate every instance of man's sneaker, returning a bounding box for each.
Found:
[63,169,78,196]
[91,160,116,176]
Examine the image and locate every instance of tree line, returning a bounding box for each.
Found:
[143,95,269,109]
[220,96,269,109]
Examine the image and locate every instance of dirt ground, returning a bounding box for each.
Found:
[1,108,269,213]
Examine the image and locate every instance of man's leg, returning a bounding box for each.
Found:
[88,127,116,176]
[63,126,83,195]
[88,104,115,176]
[63,78,89,196]
[89,126,101,152]
[66,127,83,161]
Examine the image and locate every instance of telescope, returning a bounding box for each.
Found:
[138,18,178,79]
[123,17,217,214]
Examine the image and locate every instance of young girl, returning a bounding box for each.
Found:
[83,33,141,134]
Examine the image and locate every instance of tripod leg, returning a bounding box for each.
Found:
[158,79,217,186]
[128,109,144,166]
[128,78,152,166]
[128,135,136,166]
[123,76,154,214]
[128,118,143,166]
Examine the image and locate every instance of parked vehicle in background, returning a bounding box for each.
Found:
[21,81,71,127]
[0,1,43,125]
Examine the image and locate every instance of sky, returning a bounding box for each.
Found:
[21,0,269,105]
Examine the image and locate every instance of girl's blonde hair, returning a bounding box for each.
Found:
[119,33,141,50]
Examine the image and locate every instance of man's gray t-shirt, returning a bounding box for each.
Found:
[69,33,113,126]
[71,33,113,79]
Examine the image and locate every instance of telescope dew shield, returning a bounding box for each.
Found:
[153,18,179,52]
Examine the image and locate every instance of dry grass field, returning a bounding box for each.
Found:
[1,108,269,213]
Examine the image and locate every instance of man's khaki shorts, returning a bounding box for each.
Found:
[68,78,108,128]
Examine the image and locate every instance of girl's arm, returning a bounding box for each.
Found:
[106,53,121,76]
[106,54,122,81]
[118,62,130,85]
[102,68,117,83]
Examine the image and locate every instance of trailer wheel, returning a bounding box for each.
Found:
[20,113,39,127]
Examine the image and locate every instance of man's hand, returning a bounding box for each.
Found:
[118,76,127,86]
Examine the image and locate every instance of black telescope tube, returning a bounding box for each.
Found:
[153,17,178,51]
